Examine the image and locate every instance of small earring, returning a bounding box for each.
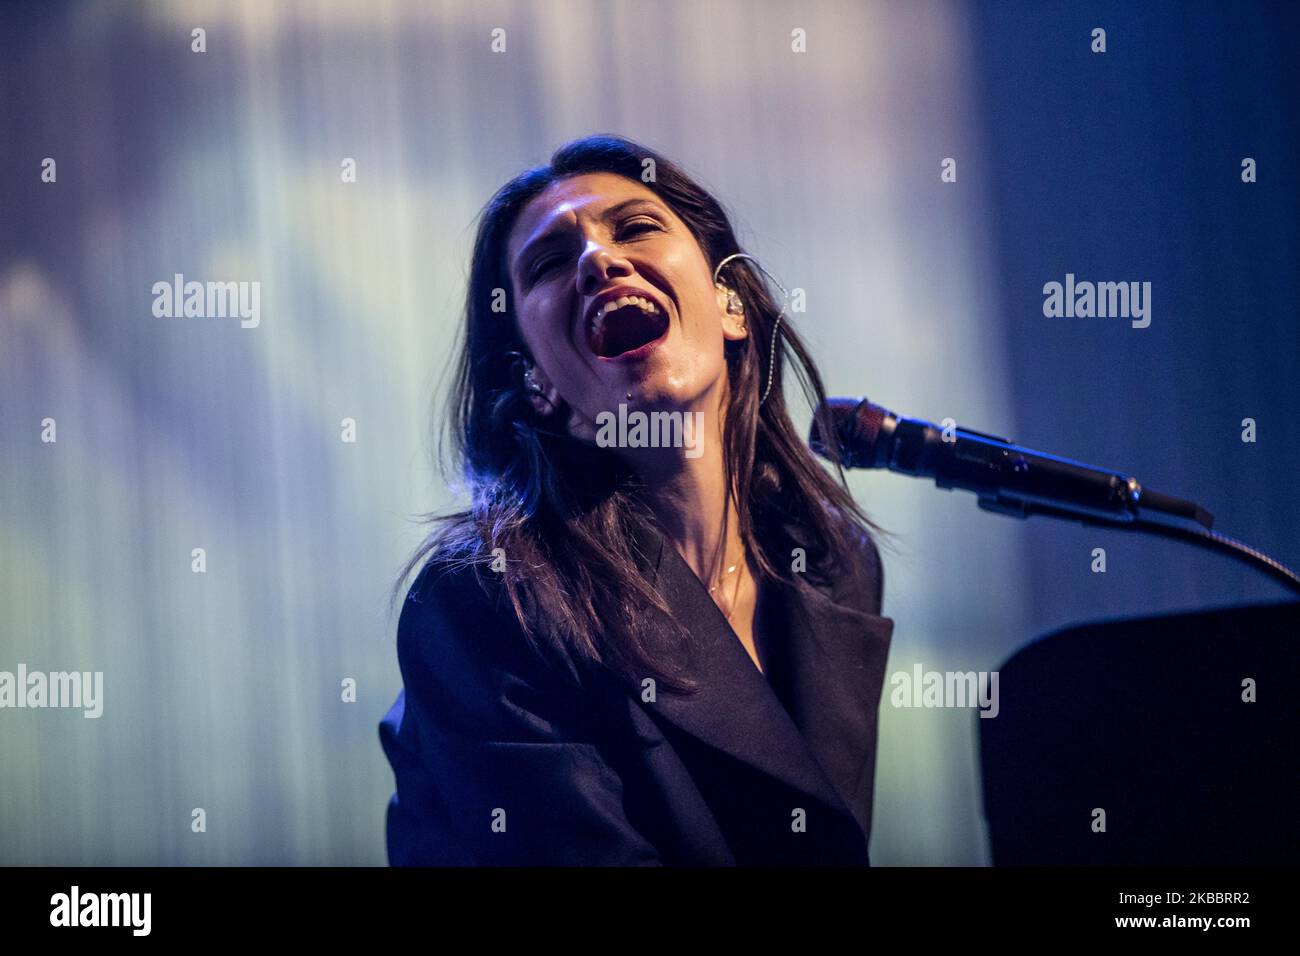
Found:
[521,361,557,416]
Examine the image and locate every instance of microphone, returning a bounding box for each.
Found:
[808,397,1214,529]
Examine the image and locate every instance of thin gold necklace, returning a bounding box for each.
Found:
[707,545,745,620]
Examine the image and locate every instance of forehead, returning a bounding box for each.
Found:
[507,172,669,262]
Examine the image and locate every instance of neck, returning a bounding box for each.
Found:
[628,395,741,583]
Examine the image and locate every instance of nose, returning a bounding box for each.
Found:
[575,239,632,297]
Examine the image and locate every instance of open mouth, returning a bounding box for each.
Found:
[587,295,670,358]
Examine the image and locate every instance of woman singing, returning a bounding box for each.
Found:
[379,134,895,866]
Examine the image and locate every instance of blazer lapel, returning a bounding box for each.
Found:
[627,522,886,844]
[773,576,895,837]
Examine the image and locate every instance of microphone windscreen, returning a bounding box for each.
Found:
[810,397,885,468]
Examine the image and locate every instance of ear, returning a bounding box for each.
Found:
[716,282,748,342]
[525,361,563,418]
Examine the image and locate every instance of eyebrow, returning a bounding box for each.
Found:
[514,198,666,278]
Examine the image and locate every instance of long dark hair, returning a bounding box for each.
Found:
[396,134,883,694]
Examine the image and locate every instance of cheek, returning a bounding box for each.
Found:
[675,281,727,356]
[661,299,729,394]
[518,301,593,398]
[517,293,566,361]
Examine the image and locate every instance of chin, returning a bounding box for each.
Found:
[628,380,714,417]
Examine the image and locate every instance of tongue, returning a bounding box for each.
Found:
[597,305,668,357]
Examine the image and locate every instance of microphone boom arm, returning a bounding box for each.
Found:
[982,497,1300,595]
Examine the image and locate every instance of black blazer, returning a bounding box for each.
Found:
[378,520,894,865]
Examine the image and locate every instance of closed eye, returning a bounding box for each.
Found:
[526,218,663,283]
[528,255,562,282]
[619,217,661,237]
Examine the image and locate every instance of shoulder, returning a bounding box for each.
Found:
[395,555,586,737]
[396,558,499,696]
[400,555,504,642]
[823,507,886,618]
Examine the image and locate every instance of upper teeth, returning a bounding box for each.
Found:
[591,295,660,338]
